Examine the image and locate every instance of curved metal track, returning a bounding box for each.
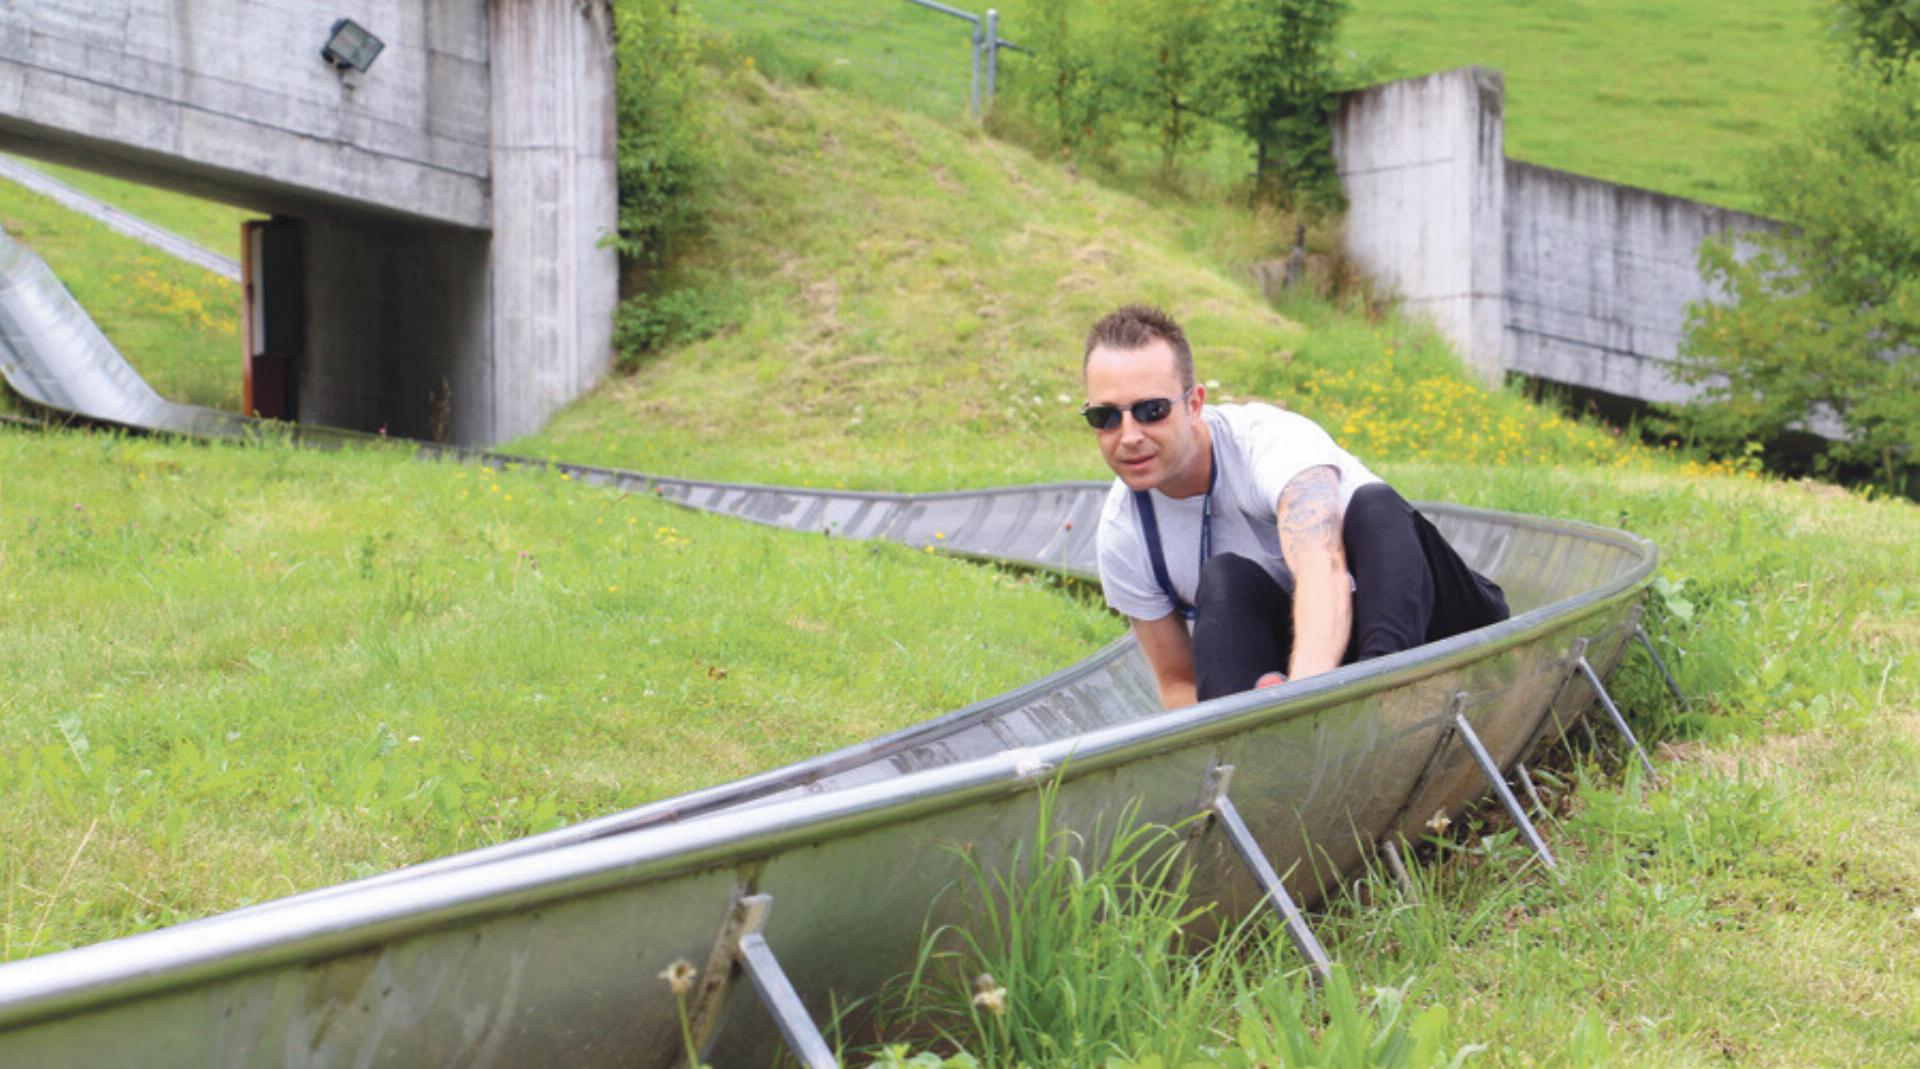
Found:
[0,224,1658,1067]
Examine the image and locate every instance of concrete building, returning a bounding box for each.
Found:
[1331,67,1777,410]
[0,0,618,444]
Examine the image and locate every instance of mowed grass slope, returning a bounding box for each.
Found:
[516,63,1641,490]
[0,427,1115,958]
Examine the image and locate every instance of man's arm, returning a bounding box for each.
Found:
[1277,465,1351,680]
[1132,611,1198,709]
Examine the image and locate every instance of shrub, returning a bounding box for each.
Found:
[1675,59,1919,494]
[613,0,711,266]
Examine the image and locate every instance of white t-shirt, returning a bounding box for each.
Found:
[1095,404,1382,621]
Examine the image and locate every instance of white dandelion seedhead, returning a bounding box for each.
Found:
[658,958,697,996]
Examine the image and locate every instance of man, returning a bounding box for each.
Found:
[1083,305,1510,709]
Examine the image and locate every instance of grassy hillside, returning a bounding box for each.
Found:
[687,0,1835,212]
[517,64,1644,490]
[0,427,1116,958]
[1342,0,1835,212]
[0,167,243,411]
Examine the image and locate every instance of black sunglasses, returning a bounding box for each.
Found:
[1080,389,1190,431]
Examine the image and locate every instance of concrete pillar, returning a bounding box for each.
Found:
[1331,68,1508,383]
[486,0,619,442]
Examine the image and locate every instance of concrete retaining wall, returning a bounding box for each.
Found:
[1333,67,1777,406]
[0,0,617,446]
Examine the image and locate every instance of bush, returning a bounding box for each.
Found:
[1675,59,1919,494]
[612,273,745,365]
[613,0,711,265]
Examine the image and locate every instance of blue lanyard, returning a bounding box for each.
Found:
[1132,447,1217,621]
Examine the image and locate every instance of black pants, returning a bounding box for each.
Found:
[1192,483,1509,701]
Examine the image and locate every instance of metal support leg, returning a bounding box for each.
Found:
[685,894,836,1069]
[1515,762,1547,817]
[1201,766,1334,983]
[1634,624,1688,710]
[1576,655,1658,781]
[1450,699,1560,875]
[1379,837,1417,902]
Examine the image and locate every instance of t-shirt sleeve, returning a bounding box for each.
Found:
[1097,508,1178,621]
[1236,406,1348,511]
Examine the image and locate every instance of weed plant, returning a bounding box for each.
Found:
[885,788,1487,1067]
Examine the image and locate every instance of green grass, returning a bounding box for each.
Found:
[518,65,1641,491]
[683,0,1836,212]
[1342,0,1838,212]
[0,176,242,410]
[3,12,1917,1063]
[4,156,255,257]
[0,426,1117,959]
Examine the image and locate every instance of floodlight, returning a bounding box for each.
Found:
[321,19,384,73]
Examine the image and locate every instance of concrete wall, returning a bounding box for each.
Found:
[488,0,618,442]
[1505,161,1774,403]
[0,0,618,445]
[0,1,490,227]
[1331,67,1509,384]
[1333,67,1777,407]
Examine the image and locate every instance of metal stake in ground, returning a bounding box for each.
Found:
[1448,692,1562,877]
[1576,654,1658,781]
[1199,765,1334,983]
[1634,624,1689,710]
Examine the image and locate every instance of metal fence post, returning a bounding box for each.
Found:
[969,19,982,117]
[984,8,1000,106]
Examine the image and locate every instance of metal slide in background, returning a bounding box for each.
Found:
[0,220,1662,1067]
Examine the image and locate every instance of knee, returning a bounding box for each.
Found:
[1344,482,1408,532]
[1195,553,1268,609]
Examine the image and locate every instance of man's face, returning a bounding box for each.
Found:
[1083,340,1206,493]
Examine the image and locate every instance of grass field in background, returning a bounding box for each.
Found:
[0,177,242,411]
[1342,0,1836,212]
[686,0,1835,212]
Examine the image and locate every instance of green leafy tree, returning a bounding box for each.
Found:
[1828,0,1920,66]
[1676,57,1919,492]
[1000,0,1119,153]
[1205,0,1349,209]
[1109,0,1217,174]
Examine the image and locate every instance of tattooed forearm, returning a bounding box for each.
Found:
[1278,466,1343,563]
[1277,465,1351,680]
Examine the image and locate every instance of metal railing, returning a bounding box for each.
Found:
[903,0,1025,116]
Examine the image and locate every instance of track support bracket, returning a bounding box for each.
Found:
[683,893,837,1069]
[1200,765,1334,983]
[1634,624,1688,710]
[1449,692,1561,877]
[1575,654,1658,781]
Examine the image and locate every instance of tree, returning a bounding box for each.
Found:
[1676,25,1920,492]
[1205,0,1349,210]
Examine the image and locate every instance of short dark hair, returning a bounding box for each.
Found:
[1083,305,1195,390]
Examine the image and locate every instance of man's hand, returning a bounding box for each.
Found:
[1277,465,1351,680]
[1132,612,1198,709]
